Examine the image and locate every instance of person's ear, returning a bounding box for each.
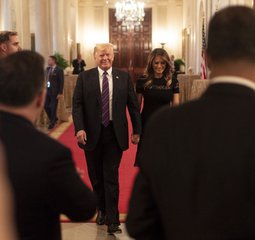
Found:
[0,43,7,53]
[94,52,97,61]
[36,88,46,109]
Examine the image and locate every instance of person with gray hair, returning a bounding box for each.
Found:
[73,43,141,234]
[127,6,255,240]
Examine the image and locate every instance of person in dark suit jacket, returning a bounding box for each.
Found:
[0,143,17,240]
[126,6,255,240]
[72,53,86,74]
[0,50,97,240]
[72,43,141,234]
[44,55,64,129]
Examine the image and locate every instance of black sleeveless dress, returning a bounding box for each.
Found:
[135,76,180,166]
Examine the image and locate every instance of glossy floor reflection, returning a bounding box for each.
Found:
[62,223,134,240]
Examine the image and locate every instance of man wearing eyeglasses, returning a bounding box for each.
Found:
[0,31,21,58]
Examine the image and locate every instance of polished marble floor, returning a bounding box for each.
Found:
[62,223,133,240]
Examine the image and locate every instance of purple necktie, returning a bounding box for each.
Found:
[102,71,110,127]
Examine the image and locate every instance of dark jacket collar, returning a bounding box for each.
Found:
[202,82,255,99]
[0,110,34,128]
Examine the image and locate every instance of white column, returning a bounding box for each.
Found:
[31,0,51,60]
[14,0,31,49]
[0,0,2,29]
[51,0,67,57]
[1,0,13,30]
[1,0,31,49]
[68,1,78,64]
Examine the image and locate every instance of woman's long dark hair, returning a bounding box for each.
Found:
[143,48,173,88]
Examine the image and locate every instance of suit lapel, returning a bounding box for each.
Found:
[91,68,101,105]
[112,68,120,105]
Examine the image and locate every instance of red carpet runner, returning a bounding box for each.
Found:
[58,123,138,215]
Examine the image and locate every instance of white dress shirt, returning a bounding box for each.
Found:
[210,75,255,91]
[46,65,56,88]
[98,67,113,121]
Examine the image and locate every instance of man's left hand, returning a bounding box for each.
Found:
[131,134,140,145]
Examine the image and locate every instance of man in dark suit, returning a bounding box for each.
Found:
[0,50,97,240]
[126,6,255,240]
[0,143,17,240]
[72,53,86,74]
[72,43,141,234]
[44,55,64,129]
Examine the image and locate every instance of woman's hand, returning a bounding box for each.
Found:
[131,134,140,145]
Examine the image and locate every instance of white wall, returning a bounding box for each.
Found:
[29,0,78,64]
[2,0,252,72]
[151,0,183,58]
[183,0,253,75]
[78,1,109,69]
[77,0,183,70]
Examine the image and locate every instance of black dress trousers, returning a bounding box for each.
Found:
[84,122,123,225]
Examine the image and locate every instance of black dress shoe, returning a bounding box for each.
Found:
[107,224,122,234]
[96,211,105,225]
[48,123,55,130]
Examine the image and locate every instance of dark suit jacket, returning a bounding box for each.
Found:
[47,66,64,96]
[72,59,86,74]
[0,111,97,240]
[126,83,255,240]
[72,67,142,151]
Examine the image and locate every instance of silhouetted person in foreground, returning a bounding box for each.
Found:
[127,6,255,240]
[0,51,97,240]
[0,144,17,240]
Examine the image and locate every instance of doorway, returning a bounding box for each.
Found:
[109,8,152,83]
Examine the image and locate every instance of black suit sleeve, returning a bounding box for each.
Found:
[126,107,172,239]
[136,76,146,94]
[72,60,76,68]
[126,171,164,240]
[127,76,142,135]
[58,68,64,94]
[72,74,85,134]
[48,147,97,221]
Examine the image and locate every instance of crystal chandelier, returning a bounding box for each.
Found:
[115,0,145,26]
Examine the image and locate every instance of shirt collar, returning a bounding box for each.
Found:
[50,65,56,70]
[98,67,112,77]
[210,76,255,91]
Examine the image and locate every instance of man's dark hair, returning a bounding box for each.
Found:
[0,31,18,43]
[207,6,255,63]
[0,50,45,107]
[49,55,57,63]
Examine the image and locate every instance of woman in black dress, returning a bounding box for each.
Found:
[135,48,180,166]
